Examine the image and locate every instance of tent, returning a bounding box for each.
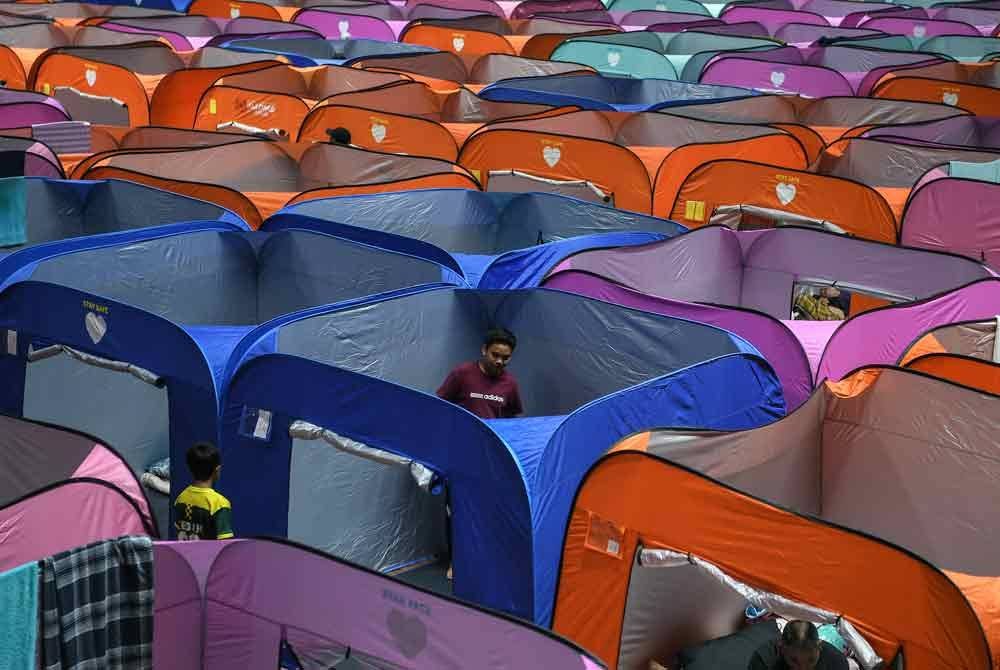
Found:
[0,136,64,179]
[905,352,1000,393]
[265,189,686,285]
[0,89,70,129]
[0,414,157,572]
[0,223,461,537]
[551,436,992,669]
[154,538,607,670]
[220,285,785,621]
[900,158,1000,268]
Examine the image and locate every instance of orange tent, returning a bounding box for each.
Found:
[287,173,481,205]
[553,449,992,670]
[873,75,999,116]
[905,353,1000,395]
[520,29,619,61]
[668,160,899,243]
[0,43,27,89]
[400,22,517,61]
[186,0,283,22]
[193,85,309,138]
[298,104,459,161]
[150,60,280,127]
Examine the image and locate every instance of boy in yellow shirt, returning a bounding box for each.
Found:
[173,442,234,541]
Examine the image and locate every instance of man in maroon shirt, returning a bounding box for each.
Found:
[436,328,524,419]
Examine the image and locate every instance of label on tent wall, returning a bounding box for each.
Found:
[585,511,625,559]
[239,406,273,441]
[684,200,706,222]
[6,330,16,356]
[209,98,217,115]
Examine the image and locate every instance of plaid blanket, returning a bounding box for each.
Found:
[42,536,154,670]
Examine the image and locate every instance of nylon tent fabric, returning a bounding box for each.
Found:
[153,538,607,670]
[220,286,784,622]
[0,224,463,537]
[265,189,686,285]
[541,225,990,320]
[906,352,1000,394]
[0,137,63,179]
[0,90,70,129]
[552,447,992,670]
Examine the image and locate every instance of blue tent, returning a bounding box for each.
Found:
[220,286,786,624]
[0,176,245,275]
[0,224,461,533]
[479,72,756,111]
[265,190,687,286]
[218,37,437,67]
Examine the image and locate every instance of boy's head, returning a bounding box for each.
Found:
[186,441,221,485]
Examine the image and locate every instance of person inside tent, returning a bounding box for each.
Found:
[437,328,524,420]
[174,442,234,541]
[326,126,352,146]
[749,620,849,670]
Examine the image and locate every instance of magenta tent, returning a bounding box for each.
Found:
[153,538,606,670]
[0,90,70,129]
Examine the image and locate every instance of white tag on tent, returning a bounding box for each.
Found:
[6,330,15,356]
[253,409,272,439]
[993,316,1000,363]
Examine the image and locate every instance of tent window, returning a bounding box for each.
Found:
[791,279,909,321]
[709,204,846,234]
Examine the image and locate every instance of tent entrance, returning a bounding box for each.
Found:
[286,421,451,595]
[22,343,171,533]
[791,279,910,321]
[486,169,614,206]
[618,544,885,670]
[709,204,846,234]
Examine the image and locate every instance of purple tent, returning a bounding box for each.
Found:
[405,0,506,19]
[901,161,1000,269]
[720,5,829,35]
[543,225,990,322]
[862,16,981,39]
[293,9,397,40]
[933,6,1000,36]
[544,270,814,409]
[701,50,855,97]
[862,115,1000,149]
[774,23,884,46]
[0,137,63,178]
[816,279,1000,381]
[0,90,70,129]
[695,21,770,37]
[799,0,894,25]
[510,0,606,20]
[841,5,927,29]
[153,538,606,670]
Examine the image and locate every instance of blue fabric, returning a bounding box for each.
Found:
[0,561,39,670]
[486,415,566,486]
[183,325,257,393]
[450,254,495,286]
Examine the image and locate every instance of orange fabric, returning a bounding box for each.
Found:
[194,86,309,138]
[298,105,459,161]
[607,432,649,454]
[873,78,1000,117]
[11,48,46,74]
[186,0,282,20]
[150,61,278,128]
[0,45,27,89]
[319,80,442,119]
[460,130,652,213]
[825,335,947,397]
[848,292,891,317]
[905,355,1000,395]
[874,186,910,223]
[653,135,808,217]
[241,190,296,221]
[443,122,481,145]
[519,30,618,61]
[286,173,480,204]
[809,125,850,145]
[32,54,149,126]
[507,35,531,55]
[946,570,1000,668]
[401,24,516,58]
[669,161,897,243]
[771,123,826,164]
[899,333,948,366]
[274,5,297,21]
[553,452,992,670]
[81,166,263,228]
[628,145,672,181]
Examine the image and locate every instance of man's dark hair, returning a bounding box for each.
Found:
[782,621,820,650]
[326,127,352,145]
[483,328,516,351]
[186,441,221,481]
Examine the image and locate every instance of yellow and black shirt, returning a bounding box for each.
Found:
[173,485,234,540]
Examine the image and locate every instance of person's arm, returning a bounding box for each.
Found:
[214,505,234,540]
[436,369,460,402]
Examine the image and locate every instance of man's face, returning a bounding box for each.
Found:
[481,342,513,378]
[780,644,821,670]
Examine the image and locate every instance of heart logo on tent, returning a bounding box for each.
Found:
[542,145,561,167]
[452,36,465,52]
[607,50,621,67]
[85,311,107,345]
[230,5,240,18]
[84,68,97,87]
[943,91,959,106]
[338,20,351,39]
[386,609,427,659]
[769,70,785,88]
[912,24,926,38]
[134,0,142,5]
[775,182,797,205]
[370,123,387,143]
[656,1,666,9]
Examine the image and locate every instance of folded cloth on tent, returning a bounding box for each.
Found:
[0,178,27,248]
[140,472,169,496]
[42,536,154,670]
[0,561,40,670]
[144,457,170,480]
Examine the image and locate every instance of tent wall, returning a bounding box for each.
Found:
[286,435,448,572]
[907,320,997,362]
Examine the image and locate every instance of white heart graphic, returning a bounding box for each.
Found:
[912,24,926,38]
[338,19,351,39]
[371,123,387,143]
[135,0,142,5]
[452,36,464,52]
[84,68,96,87]
[85,311,107,345]
[943,91,959,106]
[775,182,796,205]
[230,6,240,18]
[542,145,561,168]
[656,2,666,9]
[607,50,621,67]
[769,70,785,88]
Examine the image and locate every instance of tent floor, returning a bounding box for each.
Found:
[393,559,453,596]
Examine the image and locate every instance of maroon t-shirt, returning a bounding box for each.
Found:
[436,361,524,419]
